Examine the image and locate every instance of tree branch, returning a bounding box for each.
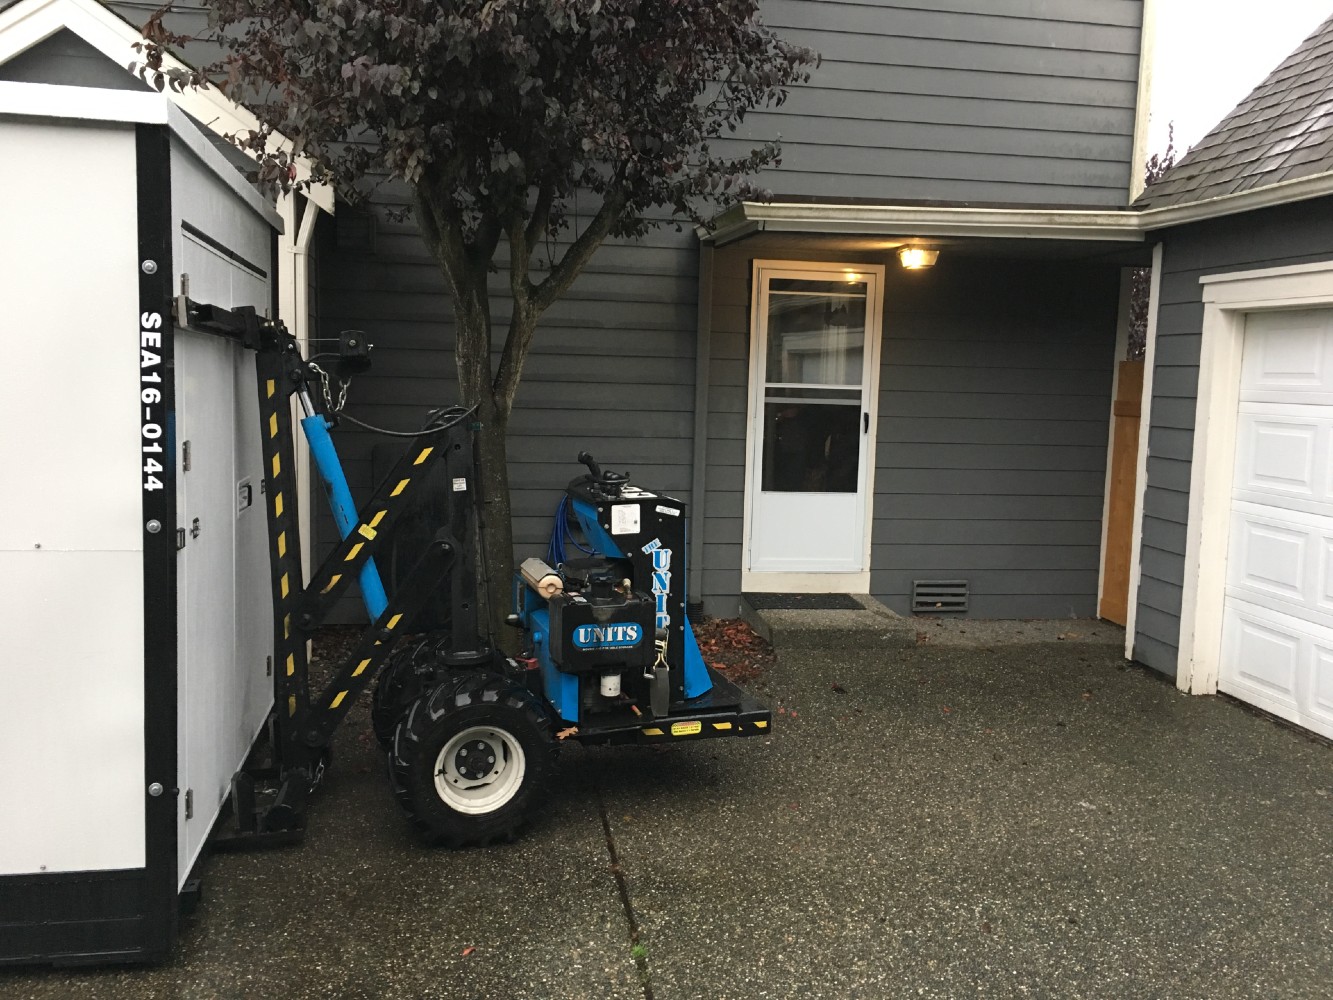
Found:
[523,179,556,250]
[471,209,505,269]
[492,216,536,410]
[531,191,625,314]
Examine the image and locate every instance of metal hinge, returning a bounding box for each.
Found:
[265,655,273,678]
[182,440,191,472]
[176,527,186,551]
[184,788,194,820]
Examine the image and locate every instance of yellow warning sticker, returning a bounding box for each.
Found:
[671,720,702,737]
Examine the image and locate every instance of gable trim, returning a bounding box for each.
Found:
[0,0,331,212]
[1128,0,1157,204]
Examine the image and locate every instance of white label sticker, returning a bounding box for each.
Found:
[611,504,641,535]
[452,477,467,492]
[655,505,680,517]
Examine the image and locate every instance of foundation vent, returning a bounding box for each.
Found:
[912,580,969,613]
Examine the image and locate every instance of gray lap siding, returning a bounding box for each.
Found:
[703,248,1120,618]
[314,210,700,623]
[1132,196,1333,677]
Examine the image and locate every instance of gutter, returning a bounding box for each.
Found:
[697,168,1333,246]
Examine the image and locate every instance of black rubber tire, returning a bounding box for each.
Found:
[389,672,555,847]
[370,633,458,750]
[371,645,429,750]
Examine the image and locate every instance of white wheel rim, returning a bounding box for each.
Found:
[433,725,526,815]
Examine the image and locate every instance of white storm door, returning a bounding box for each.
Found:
[745,262,883,582]
[1219,308,1333,740]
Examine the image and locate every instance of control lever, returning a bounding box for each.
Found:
[577,451,630,494]
[577,450,603,481]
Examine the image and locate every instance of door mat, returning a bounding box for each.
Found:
[743,593,862,611]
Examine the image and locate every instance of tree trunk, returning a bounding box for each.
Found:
[412,182,612,655]
[473,399,516,650]
[449,297,524,654]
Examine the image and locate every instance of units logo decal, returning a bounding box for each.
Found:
[641,538,672,630]
[572,623,643,649]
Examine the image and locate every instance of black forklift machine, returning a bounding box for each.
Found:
[189,302,771,848]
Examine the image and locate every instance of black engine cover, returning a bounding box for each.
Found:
[548,590,655,673]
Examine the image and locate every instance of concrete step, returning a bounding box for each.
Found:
[739,594,918,652]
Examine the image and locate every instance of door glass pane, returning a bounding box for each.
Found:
[761,402,860,493]
[766,279,866,387]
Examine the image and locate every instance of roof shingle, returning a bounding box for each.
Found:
[1138,12,1333,207]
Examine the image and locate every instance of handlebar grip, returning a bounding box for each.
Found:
[577,451,603,480]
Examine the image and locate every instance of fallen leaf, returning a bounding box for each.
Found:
[789,711,798,719]
[915,632,931,645]
[831,682,848,694]
[941,705,952,714]
[556,726,579,740]
[1081,691,1093,701]
[462,946,476,957]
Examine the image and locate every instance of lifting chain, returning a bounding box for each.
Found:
[306,360,350,414]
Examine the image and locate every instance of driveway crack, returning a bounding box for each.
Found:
[594,776,654,1000]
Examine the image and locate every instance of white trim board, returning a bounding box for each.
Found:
[1128,0,1157,204]
[1175,260,1333,695]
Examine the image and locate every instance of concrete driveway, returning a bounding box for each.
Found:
[5,625,1332,999]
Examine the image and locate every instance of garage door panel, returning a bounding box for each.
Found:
[1322,538,1333,614]
[1220,309,1333,741]
[1226,513,1307,602]
[1233,412,1322,500]
[1314,646,1333,725]
[1222,604,1301,708]
[1240,309,1333,398]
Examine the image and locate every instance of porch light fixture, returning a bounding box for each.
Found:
[897,247,939,270]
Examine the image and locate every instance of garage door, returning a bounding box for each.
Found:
[1221,309,1333,739]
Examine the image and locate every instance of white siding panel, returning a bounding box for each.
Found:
[0,120,145,873]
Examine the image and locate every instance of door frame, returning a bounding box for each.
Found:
[740,259,885,593]
[1178,260,1333,695]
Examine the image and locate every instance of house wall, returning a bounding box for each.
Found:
[739,0,1145,206]
[96,0,1145,209]
[705,246,1120,617]
[312,213,701,623]
[52,0,1144,618]
[1133,196,1333,676]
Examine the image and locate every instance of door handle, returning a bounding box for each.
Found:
[863,412,869,434]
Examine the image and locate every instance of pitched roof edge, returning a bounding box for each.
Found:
[0,0,332,212]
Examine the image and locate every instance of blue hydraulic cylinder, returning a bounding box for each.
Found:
[301,413,389,620]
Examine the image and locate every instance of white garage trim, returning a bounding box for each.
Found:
[1177,260,1333,694]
